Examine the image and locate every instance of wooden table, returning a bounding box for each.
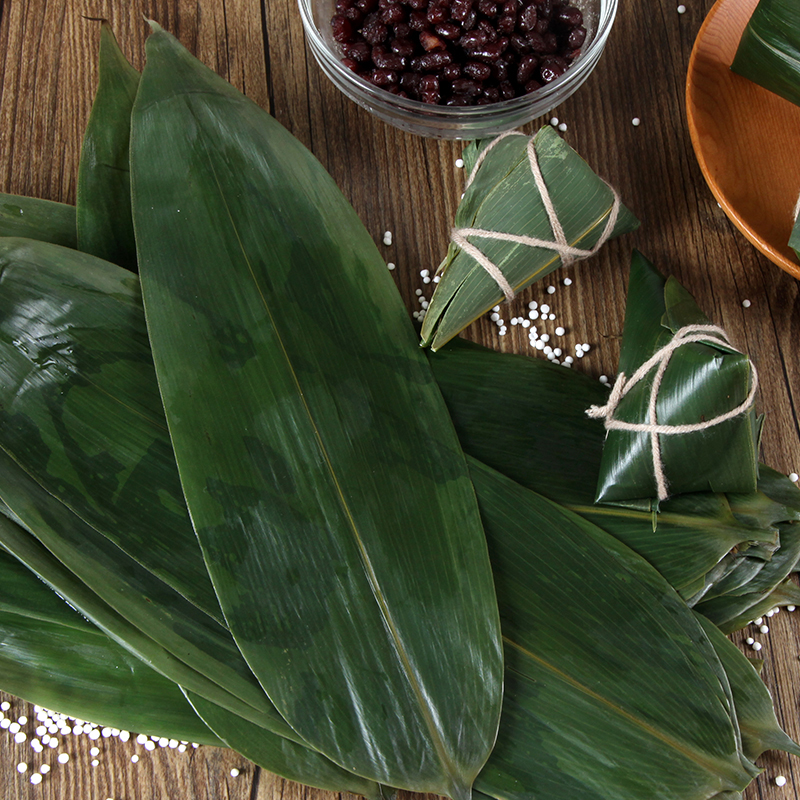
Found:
[1,0,799,798]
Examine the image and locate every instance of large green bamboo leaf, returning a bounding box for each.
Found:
[0,443,290,733]
[420,128,639,350]
[0,509,284,732]
[0,194,76,247]
[0,237,218,619]
[0,545,92,630]
[428,339,776,598]
[468,459,760,800]
[130,28,502,799]
[0,548,220,745]
[732,0,800,108]
[184,691,384,799]
[0,510,387,794]
[694,613,800,762]
[77,23,140,271]
[695,523,800,632]
[0,611,221,745]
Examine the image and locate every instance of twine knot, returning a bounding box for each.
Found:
[586,324,759,502]
[449,130,621,301]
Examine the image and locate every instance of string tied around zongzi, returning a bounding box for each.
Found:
[450,130,622,301]
[585,324,759,501]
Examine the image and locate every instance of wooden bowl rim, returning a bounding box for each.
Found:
[685,0,800,280]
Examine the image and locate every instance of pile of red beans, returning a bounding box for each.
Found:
[330,0,587,106]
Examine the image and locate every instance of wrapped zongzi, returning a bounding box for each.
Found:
[589,251,761,506]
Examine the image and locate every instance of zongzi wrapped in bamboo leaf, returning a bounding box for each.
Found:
[420,126,639,351]
[590,251,761,505]
[732,0,800,108]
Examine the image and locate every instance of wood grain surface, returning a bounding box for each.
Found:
[1,0,799,799]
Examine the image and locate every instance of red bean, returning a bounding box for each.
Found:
[518,4,537,30]
[343,6,364,22]
[470,37,508,61]
[557,6,582,26]
[435,21,462,38]
[450,0,473,20]
[381,5,407,23]
[374,48,407,68]
[331,0,581,104]
[427,2,449,23]
[332,14,354,41]
[413,50,453,70]
[539,56,565,82]
[346,41,372,60]
[452,77,482,95]
[567,26,586,48]
[391,37,416,55]
[464,60,491,79]
[498,13,516,33]
[493,57,509,81]
[370,68,399,84]
[516,53,539,83]
[409,11,430,29]
[460,30,488,49]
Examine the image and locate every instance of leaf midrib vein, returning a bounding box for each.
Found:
[194,110,459,787]
[502,634,739,781]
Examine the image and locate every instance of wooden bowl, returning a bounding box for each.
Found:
[686,0,800,279]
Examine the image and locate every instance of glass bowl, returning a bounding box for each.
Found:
[298,0,618,139]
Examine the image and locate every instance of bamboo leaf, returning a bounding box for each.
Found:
[428,340,776,599]
[732,0,800,108]
[0,508,285,733]
[694,523,800,632]
[0,545,93,631]
[0,237,219,620]
[0,443,291,733]
[77,23,140,271]
[130,28,502,799]
[694,613,800,762]
[469,459,760,800]
[0,548,220,745]
[0,507,386,793]
[420,128,639,351]
[0,194,76,247]
[183,691,384,798]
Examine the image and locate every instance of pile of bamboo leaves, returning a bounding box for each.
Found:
[1,22,800,800]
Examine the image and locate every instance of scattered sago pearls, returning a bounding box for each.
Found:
[1,699,203,791]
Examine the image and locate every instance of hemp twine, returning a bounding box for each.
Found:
[586,324,759,502]
[450,130,622,302]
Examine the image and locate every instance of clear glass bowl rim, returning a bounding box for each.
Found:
[298,0,620,122]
